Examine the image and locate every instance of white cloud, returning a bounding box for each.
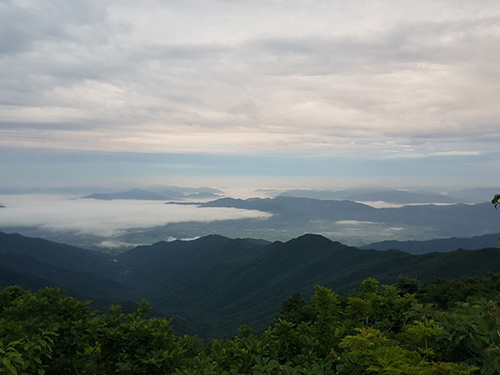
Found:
[336,220,379,225]
[0,195,271,236]
[165,236,201,242]
[432,151,481,156]
[97,240,141,249]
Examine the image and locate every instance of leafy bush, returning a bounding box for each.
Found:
[1,275,499,374]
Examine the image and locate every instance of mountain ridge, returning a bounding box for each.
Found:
[82,187,223,201]
[363,233,500,254]
[2,231,500,338]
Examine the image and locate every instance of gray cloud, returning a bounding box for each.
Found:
[1,0,499,160]
[0,0,111,56]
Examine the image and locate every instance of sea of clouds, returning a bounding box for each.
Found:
[0,195,271,237]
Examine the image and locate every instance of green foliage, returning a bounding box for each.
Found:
[413,274,500,309]
[493,194,500,243]
[0,333,55,375]
[0,341,24,375]
[339,327,477,375]
[492,194,500,209]
[1,276,500,374]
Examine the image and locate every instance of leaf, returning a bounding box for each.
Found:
[3,360,18,375]
[492,194,500,208]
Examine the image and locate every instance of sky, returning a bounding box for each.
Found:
[1,0,500,190]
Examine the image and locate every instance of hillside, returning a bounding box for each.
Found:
[363,233,500,254]
[0,231,130,302]
[118,234,500,337]
[2,231,500,339]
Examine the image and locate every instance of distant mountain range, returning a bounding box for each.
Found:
[83,188,222,201]
[2,193,498,249]
[84,188,183,200]
[2,230,500,339]
[362,233,500,254]
[279,187,498,204]
[193,196,500,240]
[343,190,458,204]
[280,188,459,204]
[0,185,224,196]
[446,187,500,204]
[123,195,500,248]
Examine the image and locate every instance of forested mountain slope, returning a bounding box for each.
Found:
[363,233,500,254]
[2,231,500,338]
[0,231,112,274]
[0,231,131,304]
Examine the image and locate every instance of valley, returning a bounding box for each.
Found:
[2,229,500,339]
[1,187,498,250]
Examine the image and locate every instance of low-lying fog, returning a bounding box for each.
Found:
[0,195,272,237]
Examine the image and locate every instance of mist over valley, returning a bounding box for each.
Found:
[0,186,498,250]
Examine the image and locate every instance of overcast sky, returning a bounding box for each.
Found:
[1,0,499,189]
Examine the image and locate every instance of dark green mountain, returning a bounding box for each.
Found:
[118,233,500,337]
[2,231,500,338]
[0,232,108,269]
[0,231,197,334]
[0,231,129,301]
[362,233,500,254]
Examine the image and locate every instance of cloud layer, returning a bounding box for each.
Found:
[0,195,271,236]
[1,0,499,161]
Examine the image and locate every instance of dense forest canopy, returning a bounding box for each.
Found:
[1,275,500,374]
